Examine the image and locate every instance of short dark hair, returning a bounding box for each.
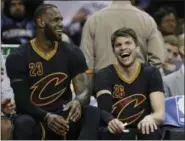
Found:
[153,6,177,26]
[33,4,57,24]
[111,27,138,50]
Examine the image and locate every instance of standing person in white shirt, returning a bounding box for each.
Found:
[80,0,165,90]
[1,52,15,140]
[163,33,184,97]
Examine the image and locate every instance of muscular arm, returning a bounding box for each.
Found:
[70,42,94,106]
[147,67,165,125]
[72,72,92,106]
[149,91,165,125]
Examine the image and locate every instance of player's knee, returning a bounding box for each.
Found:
[14,115,37,129]
[83,105,100,117]
[1,118,13,140]
[13,115,38,140]
[148,129,161,139]
[83,105,100,112]
[99,127,120,140]
[138,129,161,140]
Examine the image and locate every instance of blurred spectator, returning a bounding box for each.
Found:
[176,18,184,36]
[146,0,184,20]
[136,0,152,10]
[1,52,14,103]
[1,51,15,115]
[81,0,165,76]
[1,52,15,140]
[65,1,111,46]
[161,35,182,76]
[163,33,184,97]
[23,0,44,20]
[1,0,35,44]
[1,0,5,15]
[153,6,177,37]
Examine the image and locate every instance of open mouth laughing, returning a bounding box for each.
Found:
[120,52,131,58]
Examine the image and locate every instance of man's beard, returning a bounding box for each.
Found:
[44,24,61,42]
[44,24,55,41]
[11,12,25,21]
[117,56,136,68]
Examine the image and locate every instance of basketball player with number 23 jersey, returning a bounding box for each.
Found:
[6,4,100,140]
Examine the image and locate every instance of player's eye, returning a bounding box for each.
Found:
[167,49,171,53]
[115,43,122,47]
[125,41,131,45]
[173,53,178,57]
[53,17,63,22]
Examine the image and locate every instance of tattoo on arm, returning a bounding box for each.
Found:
[72,72,94,106]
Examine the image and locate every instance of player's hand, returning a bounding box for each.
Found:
[64,100,81,122]
[46,113,69,136]
[1,98,16,115]
[137,115,158,134]
[108,119,128,134]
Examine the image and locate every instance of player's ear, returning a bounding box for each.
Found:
[136,45,140,54]
[112,46,115,53]
[112,48,116,56]
[36,17,45,28]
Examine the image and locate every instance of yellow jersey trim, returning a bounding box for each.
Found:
[113,61,141,84]
[30,39,58,61]
[39,122,46,140]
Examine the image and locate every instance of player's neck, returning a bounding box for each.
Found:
[34,36,55,52]
[116,61,138,78]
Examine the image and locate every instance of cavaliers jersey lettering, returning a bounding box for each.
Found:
[30,72,68,107]
[94,63,164,127]
[6,39,88,112]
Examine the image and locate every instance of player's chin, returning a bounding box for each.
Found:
[122,62,133,68]
[118,58,132,67]
[53,36,62,42]
[54,33,62,41]
[121,60,134,68]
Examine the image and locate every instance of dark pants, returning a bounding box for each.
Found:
[13,105,100,140]
[99,127,161,140]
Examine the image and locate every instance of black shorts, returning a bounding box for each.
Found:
[99,127,162,140]
[13,105,100,140]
